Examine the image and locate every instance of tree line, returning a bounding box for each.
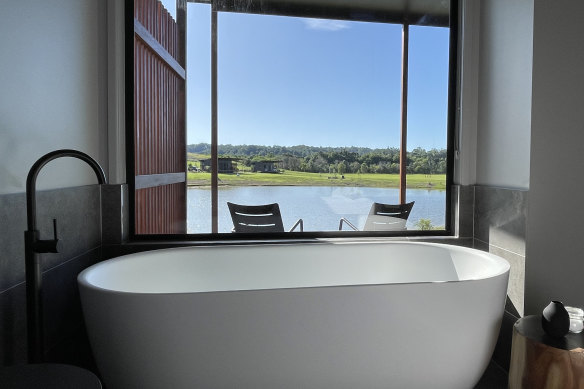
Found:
[187,143,447,175]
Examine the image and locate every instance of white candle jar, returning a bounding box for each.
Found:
[565,306,584,334]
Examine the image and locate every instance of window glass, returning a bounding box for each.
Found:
[134,0,454,237]
[406,25,450,231]
[186,11,450,234]
[187,2,212,233]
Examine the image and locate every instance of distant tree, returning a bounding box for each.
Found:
[349,161,361,173]
[186,143,447,174]
[414,218,434,230]
[281,155,301,171]
[360,162,368,174]
[337,160,347,175]
[328,164,337,176]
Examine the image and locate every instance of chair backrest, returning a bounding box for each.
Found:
[227,202,285,233]
[363,201,415,231]
[369,201,415,219]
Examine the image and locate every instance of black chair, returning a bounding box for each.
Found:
[227,202,303,232]
[339,201,415,231]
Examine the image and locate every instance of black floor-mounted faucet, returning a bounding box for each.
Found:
[24,149,108,363]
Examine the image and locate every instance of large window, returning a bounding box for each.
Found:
[129,0,456,238]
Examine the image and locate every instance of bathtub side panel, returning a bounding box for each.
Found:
[80,274,508,389]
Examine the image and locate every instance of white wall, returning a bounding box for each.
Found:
[525,0,584,315]
[454,0,479,186]
[474,0,533,189]
[0,0,108,195]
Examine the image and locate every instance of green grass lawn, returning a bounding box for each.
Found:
[187,170,446,190]
[187,152,208,161]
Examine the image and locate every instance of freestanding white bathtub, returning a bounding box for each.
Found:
[78,241,509,389]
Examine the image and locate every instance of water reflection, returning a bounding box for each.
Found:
[187,186,445,234]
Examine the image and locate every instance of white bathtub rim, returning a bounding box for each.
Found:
[78,241,510,296]
[79,274,510,301]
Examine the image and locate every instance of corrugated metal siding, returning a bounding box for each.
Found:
[134,40,185,175]
[135,0,178,59]
[134,0,186,234]
[135,183,186,234]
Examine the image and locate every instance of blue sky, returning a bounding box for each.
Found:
[163,2,450,150]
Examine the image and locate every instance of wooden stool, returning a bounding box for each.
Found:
[509,315,584,388]
[0,363,101,389]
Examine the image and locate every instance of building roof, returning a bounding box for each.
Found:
[251,160,282,164]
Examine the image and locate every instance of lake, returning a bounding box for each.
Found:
[187,186,446,233]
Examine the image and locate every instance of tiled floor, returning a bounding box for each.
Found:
[475,360,508,388]
[70,360,509,389]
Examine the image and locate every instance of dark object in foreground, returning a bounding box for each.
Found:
[542,300,570,338]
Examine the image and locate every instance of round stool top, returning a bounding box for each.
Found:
[515,315,584,351]
[0,363,101,389]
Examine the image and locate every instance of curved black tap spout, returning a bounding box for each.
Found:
[25,149,108,363]
[26,149,107,231]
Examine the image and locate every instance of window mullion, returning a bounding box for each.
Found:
[211,5,218,233]
[399,23,409,204]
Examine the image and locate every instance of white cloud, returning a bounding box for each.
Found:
[303,19,350,32]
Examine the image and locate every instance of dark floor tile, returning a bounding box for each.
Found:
[475,360,508,388]
[492,310,520,371]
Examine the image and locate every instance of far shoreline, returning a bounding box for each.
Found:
[186,181,444,190]
[185,172,446,190]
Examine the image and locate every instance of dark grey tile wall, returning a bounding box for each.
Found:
[474,186,527,257]
[0,284,27,365]
[474,186,527,315]
[469,184,527,372]
[452,185,475,238]
[101,184,129,244]
[0,190,27,291]
[0,185,103,367]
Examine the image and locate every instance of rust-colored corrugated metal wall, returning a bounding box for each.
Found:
[133,0,186,234]
[135,0,178,59]
[135,183,185,234]
[134,40,184,176]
